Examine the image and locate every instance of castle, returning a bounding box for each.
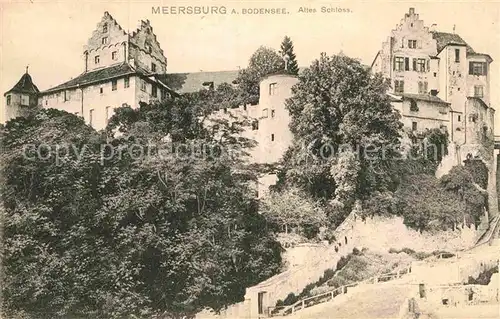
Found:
[2,8,497,201]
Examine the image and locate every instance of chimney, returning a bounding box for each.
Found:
[430,24,437,32]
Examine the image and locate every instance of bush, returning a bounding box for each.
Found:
[401,248,416,255]
[283,293,298,306]
[352,247,362,256]
[336,255,351,270]
[467,265,498,285]
[275,299,284,307]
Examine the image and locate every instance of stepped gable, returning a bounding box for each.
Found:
[129,19,167,66]
[4,71,40,96]
[85,11,127,53]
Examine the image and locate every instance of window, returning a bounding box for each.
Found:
[404,57,410,71]
[100,87,103,94]
[458,115,461,122]
[20,95,29,106]
[89,109,94,127]
[151,63,157,72]
[105,106,111,124]
[455,49,460,62]
[469,113,478,123]
[269,83,278,95]
[95,56,100,64]
[252,120,259,130]
[112,51,117,60]
[160,89,166,100]
[434,72,437,77]
[394,57,404,71]
[416,59,426,72]
[102,37,108,45]
[394,80,404,94]
[152,85,157,97]
[223,108,227,114]
[474,86,484,98]
[64,91,69,102]
[140,80,147,92]
[469,62,487,76]
[112,80,117,91]
[408,40,417,49]
[6,95,10,105]
[124,76,130,88]
[412,58,417,71]
[418,81,428,94]
[103,23,108,33]
[271,134,275,141]
[45,100,48,106]
[409,99,419,112]
[412,121,418,131]
[145,43,152,53]
[271,109,276,118]
[262,108,268,118]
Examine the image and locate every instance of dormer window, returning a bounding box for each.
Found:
[102,37,108,45]
[103,23,108,33]
[95,56,100,64]
[151,63,156,72]
[408,40,417,49]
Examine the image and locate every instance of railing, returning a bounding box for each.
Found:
[267,265,412,317]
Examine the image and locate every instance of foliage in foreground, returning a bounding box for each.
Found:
[1,96,282,318]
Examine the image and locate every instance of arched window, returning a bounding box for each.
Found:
[103,23,108,33]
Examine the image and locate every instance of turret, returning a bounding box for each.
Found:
[3,67,40,123]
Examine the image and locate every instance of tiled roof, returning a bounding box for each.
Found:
[4,72,40,96]
[467,97,490,110]
[42,63,137,93]
[161,70,241,93]
[163,66,376,94]
[431,31,475,54]
[401,93,450,105]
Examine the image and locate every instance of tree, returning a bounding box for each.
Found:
[234,46,285,105]
[260,187,327,236]
[279,36,300,75]
[1,95,282,318]
[279,53,403,222]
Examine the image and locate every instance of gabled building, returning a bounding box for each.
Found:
[3,11,176,130]
[371,7,495,146]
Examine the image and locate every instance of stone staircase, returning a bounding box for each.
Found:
[267,264,413,317]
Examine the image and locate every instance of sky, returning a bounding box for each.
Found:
[1,0,499,132]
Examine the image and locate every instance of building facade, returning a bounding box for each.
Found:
[3,12,174,130]
[3,8,496,202]
[371,7,495,147]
